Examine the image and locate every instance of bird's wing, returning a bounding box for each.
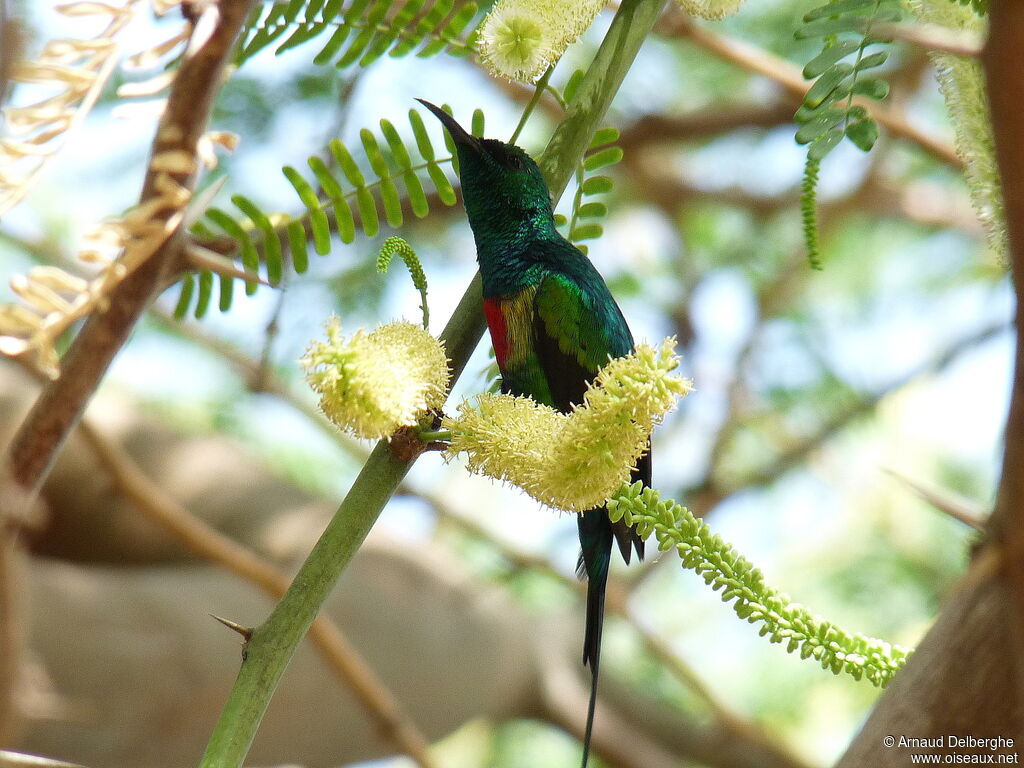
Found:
[533,271,649,562]
[532,271,623,411]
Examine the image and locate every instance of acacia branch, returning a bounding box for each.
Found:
[0,2,253,743]
[983,0,1024,652]
[5,0,256,500]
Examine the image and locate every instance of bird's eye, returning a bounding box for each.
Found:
[503,153,526,171]
[484,141,533,172]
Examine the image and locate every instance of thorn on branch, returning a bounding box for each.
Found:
[210,613,253,639]
[186,244,271,287]
[210,614,253,660]
[884,467,987,530]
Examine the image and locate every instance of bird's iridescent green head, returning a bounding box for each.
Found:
[417,99,558,250]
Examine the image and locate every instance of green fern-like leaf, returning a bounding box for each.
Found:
[800,155,823,270]
[236,0,481,68]
[173,107,470,318]
[195,269,214,318]
[377,236,430,327]
[608,482,911,687]
[795,0,901,162]
[556,127,621,255]
[562,69,585,105]
[794,0,900,267]
[175,221,238,319]
[173,271,196,319]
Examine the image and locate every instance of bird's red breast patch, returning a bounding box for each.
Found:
[482,297,509,367]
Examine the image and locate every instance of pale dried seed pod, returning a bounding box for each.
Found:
[27,266,90,294]
[0,304,46,332]
[124,26,189,69]
[116,69,175,98]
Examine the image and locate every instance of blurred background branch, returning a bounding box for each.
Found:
[0,0,25,748]
[0,0,13,117]
[656,8,960,168]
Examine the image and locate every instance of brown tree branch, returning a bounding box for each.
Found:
[657,9,961,169]
[0,0,16,115]
[1,8,256,739]
[0,0,29,719]
[5,0,256,500]
[0,511,25,744]
[873,22,983,58]
[620,140,980,233]
[73,416,437,768]
[614,102,798,152]
[983,0,1024,665]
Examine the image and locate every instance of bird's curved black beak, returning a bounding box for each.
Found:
[416,98,481,152]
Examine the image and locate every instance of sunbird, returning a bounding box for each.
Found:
[418,99,649,768]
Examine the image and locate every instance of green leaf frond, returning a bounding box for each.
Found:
[174,106,471,319]
[562,68,584,105]
[377,236,430,328]
[908,0,1004,258]
[794,0,901,164]
[607,482,912,687]
[553,125,621,255]
[237,0,481,68]
[800,154,823,270]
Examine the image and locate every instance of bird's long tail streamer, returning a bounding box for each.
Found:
[577,509,613,768]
